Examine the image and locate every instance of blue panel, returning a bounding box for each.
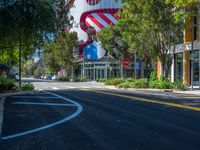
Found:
[83,41,98,60]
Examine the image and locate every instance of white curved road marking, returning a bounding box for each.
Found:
[1,91,83,140]
[12,102,77,107]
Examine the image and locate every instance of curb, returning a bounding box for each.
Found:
[103,85,200,96]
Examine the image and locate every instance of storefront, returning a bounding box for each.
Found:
[190,50,200,86]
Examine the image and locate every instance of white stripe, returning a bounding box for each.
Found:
[52,87,59,90]
[90,13,109,28]
[12,96,58,99]
[64,86,76,89]
[12,102,77,107]
[104,13,118,24]
[1,91,83,140]
[80,86,90,89]
[86,18,101,31]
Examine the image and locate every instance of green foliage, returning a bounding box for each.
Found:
[157,76,172,89]
[58,77,70,81]
[172,80,187,90]
[149,72,159,88]
[98,25,128,59]
[21,83,34,91]
[132,78,149,88]
[125,78,135,82]
[42,32,78,73]
[0,77,16,91]
[118,0,184,77]
[73,77,87,82]
[105,78,125,86]
[96,78,107,82]
[117,82,131,88]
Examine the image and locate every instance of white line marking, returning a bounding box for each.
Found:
[11,96,58,99]
[1,91,83,140]
[64,86,76,89]
[12,102,77,107]
[80,86,90,89]
[52,87,59,90]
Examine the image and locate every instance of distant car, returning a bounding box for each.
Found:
[47,75,52,80]
[52,75,57,80]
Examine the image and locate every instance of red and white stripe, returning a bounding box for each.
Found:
[85,13,119,32]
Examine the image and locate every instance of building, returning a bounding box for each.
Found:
[157,7,200,88]
[67,0,152,80]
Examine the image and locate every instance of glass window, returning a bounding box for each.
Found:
[175,53,183,80]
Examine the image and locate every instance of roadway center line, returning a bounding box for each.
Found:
[80,89,200,112]
[12,102,77,107]
[1,91,83,140]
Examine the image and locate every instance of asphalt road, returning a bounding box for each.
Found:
[0,81,200,150]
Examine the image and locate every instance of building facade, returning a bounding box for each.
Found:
[157,8,200,88]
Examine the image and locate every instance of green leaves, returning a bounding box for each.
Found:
[42,32,78,73]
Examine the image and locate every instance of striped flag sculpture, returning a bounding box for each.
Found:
[67,0,122,60]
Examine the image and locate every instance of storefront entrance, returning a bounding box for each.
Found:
[95,67,106,79]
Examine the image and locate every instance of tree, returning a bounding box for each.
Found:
[98,25,128,60]
[42,32,78,76]
[117,0,184,77]
[43,41,60,74]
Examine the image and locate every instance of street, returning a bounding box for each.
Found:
[0,80,200,150]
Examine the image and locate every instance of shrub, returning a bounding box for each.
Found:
[107,78,125,86]
[157,76,172,89]
[21,83,34,91]
[150,72,157,81]
[96,78,106,82]
[132,78,149,88]
[0,77,16,91]
[125,78,135,82]
[58,76,70,81]
[172,80,187,90]
[73,77,87,82]
[117,82,131,88]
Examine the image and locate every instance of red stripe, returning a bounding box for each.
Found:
[111,13,119,20]
[97,13,114,26]
[88,15,105,29]
[85,21,91,27]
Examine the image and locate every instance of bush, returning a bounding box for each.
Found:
[96,78,106,82]
[157,76,172,89]
[125,78,135,82]
[172,80,187,90]
[132,78,149,88]
[105,78,125,86]
[0,77,16,91]
[58,76,70,81]
[73,77,87,82]
[21,83,34,91]
[117,82,131,88]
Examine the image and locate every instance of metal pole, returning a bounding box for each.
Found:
[134,53,137,79]
[191,17,194,90]
[19,37,22,91]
